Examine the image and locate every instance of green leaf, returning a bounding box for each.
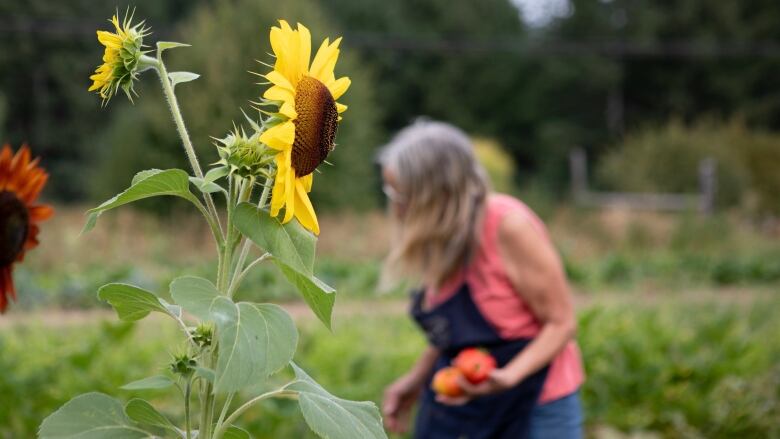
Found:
[131,169,163,185]
[120,375,175,391]
[234,203,335,328]
[205,166,229,183]
[234,203,315,275]
[83,169,201,233]
[98,283,170,322]
[277,265,335,331]
[170,276,219,321]
[169,71,200,88]
[125,399,178,434]
[210,297,298,393]
[189,176,227,195]
[286,364,387,439]
[39,392,152,438]
[157,41,191,52]
[224,426,252,439]
[194,366,215,383]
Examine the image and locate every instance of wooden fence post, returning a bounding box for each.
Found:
[699,157,717,216]
[569,147,588,203]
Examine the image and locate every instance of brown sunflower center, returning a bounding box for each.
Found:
[292,76,338,177]
[0,191,29,266]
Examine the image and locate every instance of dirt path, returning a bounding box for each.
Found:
[0,287,776,329]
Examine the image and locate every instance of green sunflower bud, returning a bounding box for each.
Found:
[214,125,276,179]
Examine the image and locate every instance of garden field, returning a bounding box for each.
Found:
[2,206,779,438]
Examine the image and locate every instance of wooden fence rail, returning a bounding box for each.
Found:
[569,148,717,215]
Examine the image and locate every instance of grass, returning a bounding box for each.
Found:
[1,296,778,438]
[3,205,779,438]
[13,205,780,311]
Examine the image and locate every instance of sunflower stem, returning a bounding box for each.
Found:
[227,177,272,298]
[151,53,224,240]
[184,378,193,439]
[213,389,298,439]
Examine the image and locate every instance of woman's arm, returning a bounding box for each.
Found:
[494,211,576,385]
[383,345,440,432]
[439,212,576,403]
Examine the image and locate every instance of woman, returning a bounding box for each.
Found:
[379,120,584,439]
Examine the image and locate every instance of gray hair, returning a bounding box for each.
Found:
[378,119,490,288]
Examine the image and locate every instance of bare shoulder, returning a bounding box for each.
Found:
[496,210,545,252]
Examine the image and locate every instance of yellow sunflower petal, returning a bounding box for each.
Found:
[300,173,313,192]
[265,70,294,92]
[279,101,297,119]
[282,164,296,223]
[309,38,331,79]
[336,102,348,114]
[263,85,295,103]
[297,23,312,74]
[294,180,319,234]
[270,151,291,216]
[279,21,303,83]
[310,38,342,84]
[327,76,351,100]
[259,121,295,151]
[97,31,122,48]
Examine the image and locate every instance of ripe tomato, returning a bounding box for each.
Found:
[431,367,464,397]
[453,348,497,384]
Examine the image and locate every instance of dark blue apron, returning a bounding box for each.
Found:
[410,282,549,439]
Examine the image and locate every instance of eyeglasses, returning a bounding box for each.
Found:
[382,183,406,204]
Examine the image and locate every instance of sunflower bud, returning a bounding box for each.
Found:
[190,323,213,348]
[88,11,152,103]
[214,126,276,179]
[170,353,197,378]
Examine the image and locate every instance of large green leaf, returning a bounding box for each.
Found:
[38,392,152,439]
[170,276,219,321]
[286,364,386,439]
[124,399,178,434]
[277,265,335,331]
[210,297,298,393]
[234,202,335,329]
[120,375,175,391]
[234,203,315,274]
[98,284,170,322]
[83,169,201,233]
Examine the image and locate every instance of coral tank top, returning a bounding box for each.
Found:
[426,194,584,403]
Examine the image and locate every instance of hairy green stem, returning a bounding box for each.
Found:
[214,392,234,437]
[184,379,193,439]
[148,53,223,239]
[227,178,272,297]
[199,353,215,439]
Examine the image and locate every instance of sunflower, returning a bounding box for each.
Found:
[0,145,53,313]
[88,12,150,102]
[259,20,350,235]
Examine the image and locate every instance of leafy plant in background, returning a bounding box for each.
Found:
[38,11,386,439]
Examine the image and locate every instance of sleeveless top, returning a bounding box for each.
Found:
[425,194,584,403]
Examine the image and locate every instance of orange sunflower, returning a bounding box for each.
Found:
[0,145,53,313]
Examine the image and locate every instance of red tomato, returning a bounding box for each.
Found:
[453,348,497,384]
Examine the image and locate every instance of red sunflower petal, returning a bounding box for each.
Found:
[29,204,55,221]
[0,265,15,313]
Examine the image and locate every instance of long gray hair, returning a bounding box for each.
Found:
[378,119,490,289]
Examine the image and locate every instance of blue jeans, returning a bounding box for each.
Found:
[529,391,583,439]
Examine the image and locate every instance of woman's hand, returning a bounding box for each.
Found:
[383,374,423,433]
[435,367,521,406]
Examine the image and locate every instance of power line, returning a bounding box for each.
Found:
[4,17,780,59]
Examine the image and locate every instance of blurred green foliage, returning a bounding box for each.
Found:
[4,0,780,208]
[596,119,780,214]
[2,300,778,438]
